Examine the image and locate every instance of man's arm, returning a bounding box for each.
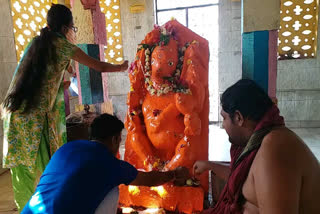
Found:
[193,160,230,181]
[130,167,189,187]
[253,133,301,214]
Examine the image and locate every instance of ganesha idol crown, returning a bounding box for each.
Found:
[129,25,200,96]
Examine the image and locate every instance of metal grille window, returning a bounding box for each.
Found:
[278,0,319,59]
[155,0,218,27]
[11,0,52,61]
[99,0,124,63]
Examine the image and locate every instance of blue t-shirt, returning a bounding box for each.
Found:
[22,140,138,214]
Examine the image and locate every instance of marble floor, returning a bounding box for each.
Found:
[0,127,319,214]
[0,171,18,214]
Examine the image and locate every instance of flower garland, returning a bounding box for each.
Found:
[139,27,192,96]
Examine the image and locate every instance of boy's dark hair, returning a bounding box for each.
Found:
[89,113,124,141]
[221,79,273,122]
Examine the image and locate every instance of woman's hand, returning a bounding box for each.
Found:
[63,80,71,90]
[66,29,77,44]
[119,60,129,71]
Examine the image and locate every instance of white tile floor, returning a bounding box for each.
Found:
[209,126,320,162]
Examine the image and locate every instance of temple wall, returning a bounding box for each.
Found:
[277,12,320,128]
[0,0,17,172]
[72,0,95,44]
[218,0,242,93]
[106,0,154,121]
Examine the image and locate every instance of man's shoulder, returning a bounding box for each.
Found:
[62,140,97,149]
[54,140,107,158]
[261,127,302,152]
[67,139,93,144]
[252,127,306,173]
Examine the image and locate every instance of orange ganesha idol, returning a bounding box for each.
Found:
[119,20,209,213]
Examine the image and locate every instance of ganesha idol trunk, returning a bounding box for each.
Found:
[119,20,209,213]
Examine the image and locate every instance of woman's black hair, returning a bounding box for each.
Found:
[3,4,73,113]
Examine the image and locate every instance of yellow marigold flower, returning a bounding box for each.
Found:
[152,161,159,168]
[128,185,140,196]
[162,84,169,88]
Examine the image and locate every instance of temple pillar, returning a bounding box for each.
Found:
[241,0,280,98]
[71,0,112,113]
[77,44,104,104]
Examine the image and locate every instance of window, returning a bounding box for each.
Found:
[154,0,227,161]
[99,0,124,63]
[155,0,218,27]
[154,0,220,123]
[278,0,319,59]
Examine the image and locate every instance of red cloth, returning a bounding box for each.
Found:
[204,105,284,214]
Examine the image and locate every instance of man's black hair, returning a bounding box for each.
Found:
[221,79,273,122]
[89,113,124,141]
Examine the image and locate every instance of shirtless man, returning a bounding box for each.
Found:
[194,79,320,214]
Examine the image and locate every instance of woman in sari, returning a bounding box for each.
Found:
[1,4,128,211]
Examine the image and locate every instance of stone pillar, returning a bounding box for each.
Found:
[91,0,109,102]
[241,0,280,98]
[77,44,104,104]
[72,0,111,111]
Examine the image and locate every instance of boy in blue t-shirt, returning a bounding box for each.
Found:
[22,113,189,214]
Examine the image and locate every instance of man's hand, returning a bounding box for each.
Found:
[193,160,230,181]
[174,167,190,179]
[173,166,190,186]
[193,160,210,176]
[131,166,189,187]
